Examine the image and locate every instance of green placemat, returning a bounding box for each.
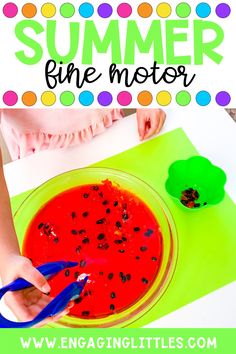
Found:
[11,128,236,327]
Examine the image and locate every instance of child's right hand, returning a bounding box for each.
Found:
[1,255,74,327]
[136,109,166,140]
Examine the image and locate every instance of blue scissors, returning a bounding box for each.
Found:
[0,261,88,328]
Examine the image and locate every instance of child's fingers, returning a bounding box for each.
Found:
[145,110,166,138]
[143,119,159,139]
[28,304,43,317]
[137,118,146,140]
[30,294,52,307]
[53,308,70,320]
[155,113,166,134]
[30,298,74,327]
[4,293,32,322]
[32,307,71,328]
[48,309,70,324]
[25,300,73,327]
[19,263,51,294]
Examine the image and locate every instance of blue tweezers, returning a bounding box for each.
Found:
[0,261,88,328]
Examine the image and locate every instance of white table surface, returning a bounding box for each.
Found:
[1,108,236,328]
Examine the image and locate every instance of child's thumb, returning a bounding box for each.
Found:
[20,264,51,293]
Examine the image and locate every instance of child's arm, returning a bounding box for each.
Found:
[136,109,166,140]
[0,149,49,292]
[0,150,73,324]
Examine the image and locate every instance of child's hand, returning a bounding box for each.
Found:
[1,255,73,327]
[136,109,166,140]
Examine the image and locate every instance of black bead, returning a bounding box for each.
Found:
[92,185,99,191]
[97,233,105,240]
[74,271,80,279]
[38,222,44,230]
[122,213,129,221]
[74,297,82,304]
[80,260,87,268]
[75,245,82,253]
[126,274,131,281]
[65,269,70,277]
[142,277,149,284]
[114,239,123,244]
[96,218,105,224]
[116,221,122,228]
[140,246,148,252]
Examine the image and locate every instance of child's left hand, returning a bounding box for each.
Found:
[136,109,166,141]
[1,255,74,327]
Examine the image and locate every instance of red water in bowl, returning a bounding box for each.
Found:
[23,180,163,319]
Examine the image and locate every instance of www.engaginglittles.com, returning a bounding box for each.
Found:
[19,336,217,350]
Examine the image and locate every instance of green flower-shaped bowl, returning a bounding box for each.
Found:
[165,156,227,210]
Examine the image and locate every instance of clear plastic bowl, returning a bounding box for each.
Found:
[14,167,178,328]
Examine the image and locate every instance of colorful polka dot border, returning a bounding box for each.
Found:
[2,3,232,19]
[2,90,232,107]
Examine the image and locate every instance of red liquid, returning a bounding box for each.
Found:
[23,180,163,319]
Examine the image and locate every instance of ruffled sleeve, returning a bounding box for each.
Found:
[0,109,124,160]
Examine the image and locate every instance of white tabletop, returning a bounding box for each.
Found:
[1,108,236,327]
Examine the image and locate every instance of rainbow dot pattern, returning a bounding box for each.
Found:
[2,90,232,107]
[2,2,232,19]
[1,2,232,107]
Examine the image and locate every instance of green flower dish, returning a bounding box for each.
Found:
[165,156,227,210]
